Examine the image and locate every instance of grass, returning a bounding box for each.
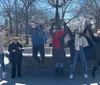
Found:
[4,37,32,47]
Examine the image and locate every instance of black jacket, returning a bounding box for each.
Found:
[88,26,100,60]
[8,42,24,63]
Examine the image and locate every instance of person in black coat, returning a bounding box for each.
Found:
[8,38,24,79]
[88,24,100,78]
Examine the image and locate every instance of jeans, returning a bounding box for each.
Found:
[70,46,87,75]
[0,53,5,72]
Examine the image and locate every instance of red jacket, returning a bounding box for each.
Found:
[52,30,64,51]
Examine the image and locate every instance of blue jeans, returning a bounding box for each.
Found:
[0,53,5,72]
[70,47,87,75]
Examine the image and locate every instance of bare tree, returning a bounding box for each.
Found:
[0,0,14,35]
[14,0,18,36]
[20,0,36,45]
[79,0,100,30]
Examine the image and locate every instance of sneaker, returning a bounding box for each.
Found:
[69,74,74,79]
[2,72,6,79]
[83,74,88,79]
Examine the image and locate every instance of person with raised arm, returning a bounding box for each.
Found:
[88,24,100,78]
[50,22,68,76]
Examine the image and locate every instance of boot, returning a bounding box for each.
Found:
[54,68,59,76]
[92,66,98,78]
[60,68,64,76]
[41,58,45,64]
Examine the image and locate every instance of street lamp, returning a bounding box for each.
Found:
[48,0,68,28]
[48,0,67,7]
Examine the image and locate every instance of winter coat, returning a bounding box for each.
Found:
[8,42,24,63]
[32,27,48,45]
[50,25,68,62]
[88,27,100,65]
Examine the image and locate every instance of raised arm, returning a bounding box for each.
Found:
[49,23,54,36]
[62,23,68,37]
[67,26,74,39]
[81,25,89,36]
[43,31,48,44]
[88,24,97,41]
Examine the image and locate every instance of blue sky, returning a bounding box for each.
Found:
[0,16,4,25]
[0,0,85,25]
[35,0,85,19]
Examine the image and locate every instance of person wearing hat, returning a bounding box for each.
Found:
[8,38,24,79]
[50,22,68,76]
[0,28,7,79]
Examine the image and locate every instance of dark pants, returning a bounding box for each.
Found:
[53,48,65,63]
[32,44,45,61]
[0,53,5,72]
[11,62,22,78]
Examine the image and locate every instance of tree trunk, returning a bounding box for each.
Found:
[9,12,13,36]
[15,0,18,37]
[24,10,29,46]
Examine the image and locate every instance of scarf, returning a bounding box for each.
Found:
[75,34,82,51]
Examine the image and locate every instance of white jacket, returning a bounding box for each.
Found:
[75,34,89,51]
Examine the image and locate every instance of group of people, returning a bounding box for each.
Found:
[0,19,100,80]
[29,20,100,79]
[50,21,89,79]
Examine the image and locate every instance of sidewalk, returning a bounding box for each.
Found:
[0,67,100,85]
[0,57,100,85]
